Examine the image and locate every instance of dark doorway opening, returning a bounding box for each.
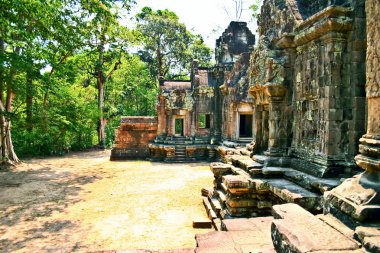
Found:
[175,118,184,136]
[239,114,253,138]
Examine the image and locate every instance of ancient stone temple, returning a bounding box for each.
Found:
[140,21,255,162]
[112,0,380,251]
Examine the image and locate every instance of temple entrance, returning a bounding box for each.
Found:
[174,118,184,136]
[239,114,253,138]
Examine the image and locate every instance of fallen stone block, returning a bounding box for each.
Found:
[201,187,213,197]
[362,236,380,253]
[210,197,221,215]
[193,219,212,229]
[267,179,321,212]
[223,175,249,188]
[195,231,237,253]
[272,203,315,219]
[271,203,359,252]
[226,204,252,216]
[317,213,356,239]
[222,217,274,232]
[212,218,222,231]
[202,197,213,216]
[226,198,257,208]
[236,159,264,171]
[209,162,232,177]
[257,200,272,209]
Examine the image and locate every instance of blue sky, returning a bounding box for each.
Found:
[131,0,259,48]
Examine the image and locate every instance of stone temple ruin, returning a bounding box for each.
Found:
[112,0,380,252]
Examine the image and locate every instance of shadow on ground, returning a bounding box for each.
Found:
[0,164,102,252]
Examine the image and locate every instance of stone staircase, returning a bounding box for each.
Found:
[164,137,196,163]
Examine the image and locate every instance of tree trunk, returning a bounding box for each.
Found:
[0,95,20,164]
[0,37,6,159]
[97,77,105,147]
[157,42,163,78]
[26,69,33,131]
[97,35,106,148]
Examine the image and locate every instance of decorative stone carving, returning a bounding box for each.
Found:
[324,0,380,223]
[163,90,194,111]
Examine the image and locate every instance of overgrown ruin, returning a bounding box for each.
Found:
[111,0,380,252]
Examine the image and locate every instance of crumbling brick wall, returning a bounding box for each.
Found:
[110,117,157,160]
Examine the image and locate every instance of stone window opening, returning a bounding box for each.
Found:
[198,114,211,129]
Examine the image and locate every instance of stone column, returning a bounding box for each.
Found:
[262,107,269,152]
[324,0,380,222]
[264,83,287,156]
[354,0,380,208]
[168,114,173,137]
[156,95,167,136]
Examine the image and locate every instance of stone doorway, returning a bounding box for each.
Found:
[175,118,184,136]
[239,114,253,138]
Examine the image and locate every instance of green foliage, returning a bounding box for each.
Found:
[1,0,211,158]
[250,0,262,19]
[103,54,157,147]
[136,7,212,81]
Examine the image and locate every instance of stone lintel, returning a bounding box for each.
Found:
[296,6,352,31]
[295,17,352,46]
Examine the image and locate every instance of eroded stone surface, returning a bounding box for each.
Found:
[271,204,359,252]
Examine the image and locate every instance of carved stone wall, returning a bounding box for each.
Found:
[245,0,366,177]
[221,52,253,141]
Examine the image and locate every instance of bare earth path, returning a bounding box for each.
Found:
[0,150,214,252]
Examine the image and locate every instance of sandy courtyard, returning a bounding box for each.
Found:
[0,150,214,252]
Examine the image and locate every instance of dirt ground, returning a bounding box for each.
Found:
[0,150,214,252]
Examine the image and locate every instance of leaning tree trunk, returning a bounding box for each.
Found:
[0,44,21,165]
[0,97,20,165]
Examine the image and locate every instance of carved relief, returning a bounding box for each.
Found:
[366,0,380,98]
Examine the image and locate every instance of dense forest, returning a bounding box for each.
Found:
[0,0,213,163]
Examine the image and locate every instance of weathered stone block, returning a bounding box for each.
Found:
[222,175,249,189]
[271,203,359,252]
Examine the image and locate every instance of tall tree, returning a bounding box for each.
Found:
[0,0,135,161]
[81,0,135,147]
[136,7,212,81]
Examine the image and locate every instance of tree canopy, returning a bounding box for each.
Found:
[0,1,212,162]
[136,7,212,80]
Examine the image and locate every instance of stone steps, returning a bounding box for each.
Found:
[209,161,323,218]
[164,157,196,163]
[283,169,342,194]
[264,178,321,212]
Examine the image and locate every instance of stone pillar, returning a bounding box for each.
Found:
[354,0,380,209]
[168,114,173,137]
[252,105,261,141]
[156,95,167,136]
[324,0,380,222]
[262,107,269,153]
[264,83,287,156]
